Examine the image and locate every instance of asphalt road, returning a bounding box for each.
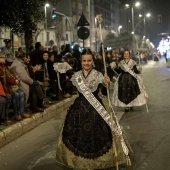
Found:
[0,58,170,170]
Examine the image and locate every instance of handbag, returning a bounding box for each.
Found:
[11,84,19,92]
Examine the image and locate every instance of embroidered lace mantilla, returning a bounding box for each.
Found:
[71,69,104,93]
[119,59,136,72]
[53,62,72,73]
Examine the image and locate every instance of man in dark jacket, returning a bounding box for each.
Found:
[29,42,43,66]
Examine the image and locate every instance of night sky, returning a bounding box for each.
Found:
[119,0,170,45]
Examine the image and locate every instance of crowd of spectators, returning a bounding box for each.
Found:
[0,39,158,126]
[0,40,80,126]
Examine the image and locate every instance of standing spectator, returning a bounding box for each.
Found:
[1,39,14,62]
[53,54,72,98]
[94,54,104,73]
[105,51,112,66]
[60,44,66,56]
[29,42,43,66]
[108,52,121,80]
[62,44,72,56]
[72,44,81,71]
[153,52,159,62]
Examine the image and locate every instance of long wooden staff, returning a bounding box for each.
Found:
[96,14,119,170]
[138,53,149,113]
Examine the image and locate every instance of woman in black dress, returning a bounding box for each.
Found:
[56,49,132,169]
[112,50,148,112]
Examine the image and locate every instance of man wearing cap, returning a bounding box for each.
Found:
[1,39,14,62]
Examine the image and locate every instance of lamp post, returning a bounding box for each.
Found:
[125,2,140,51]
[134,13,151,35]
[44,3,49,44]
[144,13,151,36]
[133,13,150,51]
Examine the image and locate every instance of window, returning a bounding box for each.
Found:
[47,32,50,42]
[66,34,68,41]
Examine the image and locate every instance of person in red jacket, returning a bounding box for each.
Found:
[0,54,12,125]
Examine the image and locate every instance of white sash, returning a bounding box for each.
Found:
[75,72,113,129]
[75,72,130,156]
[121,63,148,99]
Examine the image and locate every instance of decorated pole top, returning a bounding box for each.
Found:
[95,15,103,24]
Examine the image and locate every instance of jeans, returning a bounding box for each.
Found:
[12,89,25,116]
[0,94,11,119]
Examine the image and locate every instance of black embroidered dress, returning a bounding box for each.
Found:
[112,59,148,107]
[56,69,131,169]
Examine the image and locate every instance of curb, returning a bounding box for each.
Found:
[0,95,77,149]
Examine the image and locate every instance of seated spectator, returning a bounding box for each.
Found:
[49,53,55,63]
[0,55,12,125]
[34,51,53,103]
[10,51,34,103]
[18,47,23,52]
[24,54,46,112]
[29,45,34,54]
[50,45,58,62]
[0,54,30,121]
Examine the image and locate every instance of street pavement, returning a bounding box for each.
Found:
[0,58,170,170]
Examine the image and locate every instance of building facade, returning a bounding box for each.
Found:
[0,0,120,52]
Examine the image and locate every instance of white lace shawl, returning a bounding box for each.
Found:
[71,69,104,93]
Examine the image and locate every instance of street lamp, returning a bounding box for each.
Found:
[44,3,49,43]
[118,25,122,35]
[125,2,141,51]
[134,13,151,36]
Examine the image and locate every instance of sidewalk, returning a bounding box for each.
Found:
[0,95,77,149]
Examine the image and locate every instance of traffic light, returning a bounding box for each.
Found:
[51,8,57,19]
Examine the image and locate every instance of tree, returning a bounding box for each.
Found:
[103,31,133,49]
[103,33,117,48]
[0,0,60,51]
